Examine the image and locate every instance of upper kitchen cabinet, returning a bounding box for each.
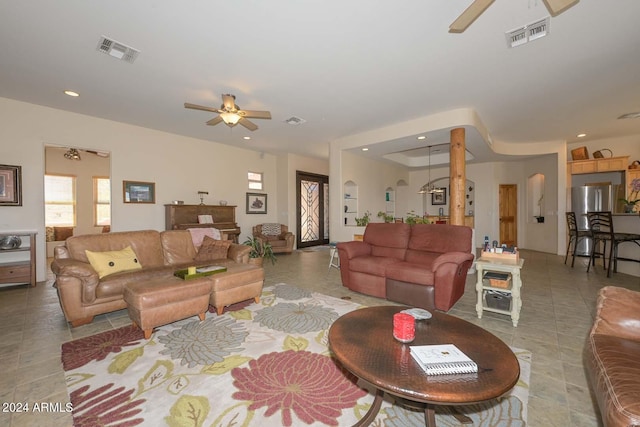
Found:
[568,156,629,174]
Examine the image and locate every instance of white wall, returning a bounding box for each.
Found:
[0,97,278,281]
[331,151,409,242]
[277,152,330,246]
[45,145,111,236]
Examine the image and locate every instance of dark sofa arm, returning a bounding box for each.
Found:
[431,252,475,311]
[336,241,371,259]
[432,252,474,272]
[590,286,640,342]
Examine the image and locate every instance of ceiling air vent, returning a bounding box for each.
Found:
[96,36,140,63]
[505,17,550,48]
[284,116,306,125]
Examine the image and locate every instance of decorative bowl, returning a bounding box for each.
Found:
[0,235,22,250]
[219,200,228,206]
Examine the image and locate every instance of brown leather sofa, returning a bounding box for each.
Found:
[51,229,255,327]
[337,223,474,311]
[253,223,295,254]
[584,286,640,427]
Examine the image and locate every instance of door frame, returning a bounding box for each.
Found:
[296,171,329,248]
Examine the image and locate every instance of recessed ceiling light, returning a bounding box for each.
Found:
[577,133,586,138]
[362,148,369,151]
[417,136,426,140]
[618,112,640,119]
[243,136,251,140]
[64,90,79,97]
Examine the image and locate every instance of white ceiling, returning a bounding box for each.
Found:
[1,1,639,168]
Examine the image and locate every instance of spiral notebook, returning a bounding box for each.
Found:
[410,344,478,375]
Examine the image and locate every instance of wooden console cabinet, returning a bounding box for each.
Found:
[0,230,37,287]
[165,204,241,243]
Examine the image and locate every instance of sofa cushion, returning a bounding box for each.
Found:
[385,261,435,285]
[96,265,177,299]
[195,236,231,262]
[66,230,165,268]
[349,256,401,277]
[85,246,142,279]
[365,223,411,260]
[408,224,472,254]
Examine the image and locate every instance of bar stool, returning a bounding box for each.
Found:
[328,242,340,273]
[587,211,640,277]
[565,212,591,267]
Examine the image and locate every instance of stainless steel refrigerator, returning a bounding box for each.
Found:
[571,185,612,256]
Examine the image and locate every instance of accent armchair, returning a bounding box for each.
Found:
[253,223,295,254]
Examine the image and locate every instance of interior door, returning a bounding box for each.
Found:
[499,184,517,247]
[296,171,329,248]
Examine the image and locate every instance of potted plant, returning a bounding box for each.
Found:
[405,211,429,225]
[243,236,277,266]
[355,211,372,227]
[619,178,640,213]
[377,211,394,223]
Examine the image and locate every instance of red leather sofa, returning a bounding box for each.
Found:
[337,223,474,311]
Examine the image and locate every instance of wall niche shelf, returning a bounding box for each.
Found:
[343,181,358,226]
[384,187,395,219]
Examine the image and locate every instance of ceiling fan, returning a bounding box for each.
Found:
[184,94,272,131]
[449,0,579,33]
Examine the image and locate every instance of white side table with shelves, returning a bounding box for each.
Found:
[475,256,524,327]
[0,230,37,288]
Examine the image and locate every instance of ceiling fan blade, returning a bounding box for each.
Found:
[206,116,224,126]
[239,110,272,120]
[449,0,495,33]
[184,103,220,114]
[238,118,258,131]
[542,0,578,16]
[221,94,236,111]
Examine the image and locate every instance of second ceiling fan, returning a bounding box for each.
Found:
[449,0,579,33]
[184,94,271,131]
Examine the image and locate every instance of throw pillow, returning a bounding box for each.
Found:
[261,223,281,236]
[195,236,231,262]
[54,226,74,241]
[45,227,55,242]
[85,246,142,279]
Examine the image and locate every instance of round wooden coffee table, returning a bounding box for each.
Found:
[328,306,520,427]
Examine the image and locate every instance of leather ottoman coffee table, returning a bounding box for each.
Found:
[208,263,264,315]
[124,276,211,339]
[328,306,520,427]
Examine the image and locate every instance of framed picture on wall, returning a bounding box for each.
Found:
[431,188,447,205]
[246,192,267,214]
[0,164,22,206]
[123,181,155,204]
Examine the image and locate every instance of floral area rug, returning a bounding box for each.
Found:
[61,284,531,426]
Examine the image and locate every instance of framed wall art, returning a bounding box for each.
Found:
[246,192,267,214]
[431,188,447,205]
[0,164,22,206]
[123,181,156,204]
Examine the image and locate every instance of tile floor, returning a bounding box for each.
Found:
[1,247,639,426]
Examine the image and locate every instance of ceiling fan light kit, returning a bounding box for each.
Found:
[64,148,81,160]
[184,94,271,132]
[450,0,578,34]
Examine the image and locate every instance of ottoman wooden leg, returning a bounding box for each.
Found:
[198,312,206,321]
[144,329,153,339]
[254,296,260,303]
[216,306,224,315]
